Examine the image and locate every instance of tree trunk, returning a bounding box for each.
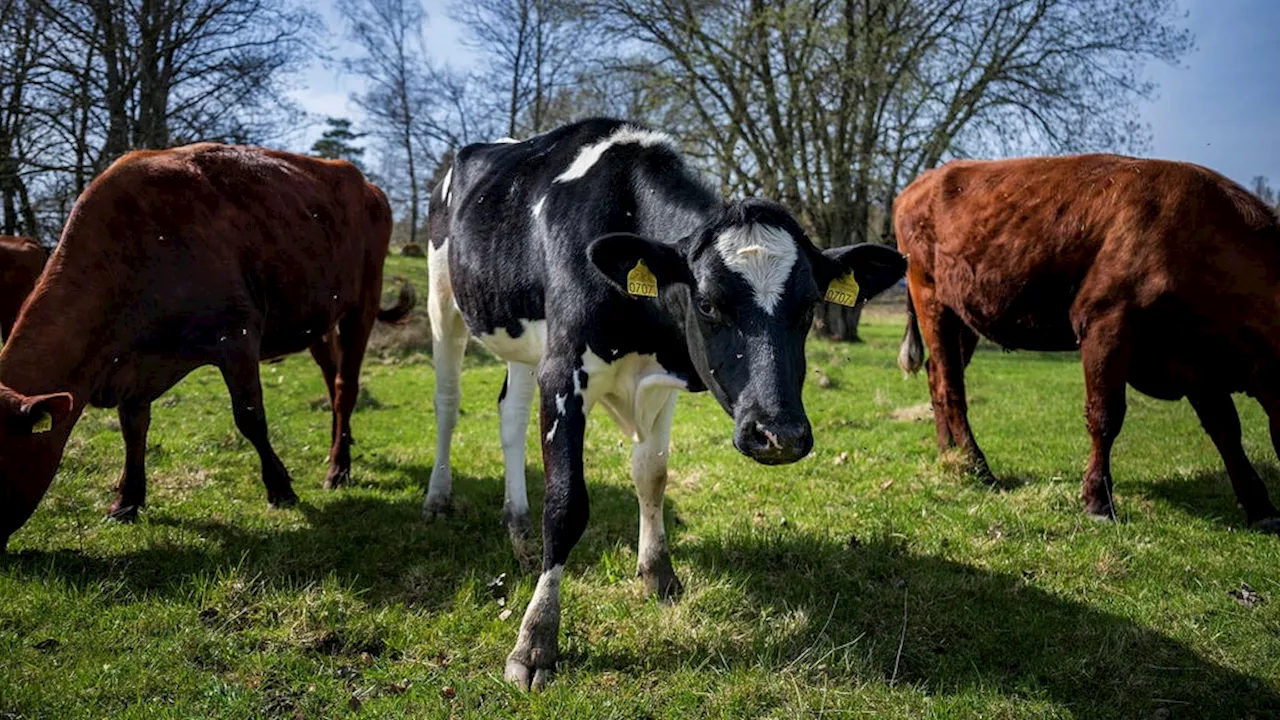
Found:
[814,303,863,342]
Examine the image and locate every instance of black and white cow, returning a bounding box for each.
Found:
[424,118,905,689]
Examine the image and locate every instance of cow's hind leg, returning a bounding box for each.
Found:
[308,333,343,488]
[220,349,298,508]
[106,401,152,522]
[632,391,682,600]
[424,241,467,518]
[500,361,537,561]
[1078,313,1128,521]
[920,301,992,480]
[1190,393,1279,530]
[323,305,379,490]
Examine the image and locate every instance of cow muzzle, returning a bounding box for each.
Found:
[734,412,813,465]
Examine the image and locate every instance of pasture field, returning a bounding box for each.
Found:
[2,255,1279,719]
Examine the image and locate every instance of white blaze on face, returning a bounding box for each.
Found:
[714,224,799,314]
[554,126,676,184]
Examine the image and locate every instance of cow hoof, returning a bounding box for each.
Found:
[1250,516,1280,534]
[504,655,553,691]
[421,496,451,521]
[1084,502,1116,523]
[322,467,350,490]
[639,556,684,602]
[505,515,538,571]
[105,504,140,523]
[966,459,997,485]
[268,489,299,509]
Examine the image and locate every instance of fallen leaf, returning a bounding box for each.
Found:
[1230,582,1266,609]
[441,686,457,700]
[880,478,895,491]
[833,451,848,466]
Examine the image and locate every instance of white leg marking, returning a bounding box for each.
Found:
[715,224,799,314]
[505,564,565,688]
[501,362,536,524]
[633,392,680,595]
[426,239,467,515]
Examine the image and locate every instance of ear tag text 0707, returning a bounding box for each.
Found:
[31,411,52,434]
[824,273,860,307]
[627,260,658,298]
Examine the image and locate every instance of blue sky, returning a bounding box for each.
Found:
[290,0,1280,188]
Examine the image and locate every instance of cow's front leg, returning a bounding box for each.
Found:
[633,391,682,599]
[505,359,589,691]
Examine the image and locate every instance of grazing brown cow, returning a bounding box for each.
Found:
[0,235,47,342]
[0,143,414,550]
[896,154,1280,530]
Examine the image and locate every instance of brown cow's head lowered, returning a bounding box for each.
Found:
[0,387,75,551]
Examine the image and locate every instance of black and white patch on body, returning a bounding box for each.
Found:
[422,117,907,690]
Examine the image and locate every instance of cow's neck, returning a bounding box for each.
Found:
[0,256,113,404]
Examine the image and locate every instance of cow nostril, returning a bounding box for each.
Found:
[754,422,783,451]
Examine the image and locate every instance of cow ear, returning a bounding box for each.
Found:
[19,392,74,435]
[817,243,907,306]
[588,232,693,296]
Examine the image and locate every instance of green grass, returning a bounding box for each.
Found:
[2,255,1279,718]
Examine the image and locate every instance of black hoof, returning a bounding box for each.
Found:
[1250,516,1280,534]
[105,504,141,523]
[268,489,299,509]
[322,467,350,490]
[1084,501,1116,523]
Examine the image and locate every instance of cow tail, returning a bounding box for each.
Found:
[377,278,417,324]
[898,288,924,377]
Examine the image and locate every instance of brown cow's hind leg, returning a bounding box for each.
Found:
[1190,393,1279,531]
[923,306,993,481]
[220,351,298,508]
[310,334,341,483]
[323,307,377,490]
[1078,314,1128,521]
[106,402,151,522]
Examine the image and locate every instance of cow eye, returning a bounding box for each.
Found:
[696,298,721,322]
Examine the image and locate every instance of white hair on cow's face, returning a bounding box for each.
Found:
[554,126,675,184]
[714,224,799,315]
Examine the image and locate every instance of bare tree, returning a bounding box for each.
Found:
[594,0,1192,340]
[340,0,444,245]
[1253,176,1278,211]
[453,0,592,136]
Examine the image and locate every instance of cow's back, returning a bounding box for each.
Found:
[0,236,46,341]
[31,144,391,360]
[441,120,713,359]
[897,154,1280,354]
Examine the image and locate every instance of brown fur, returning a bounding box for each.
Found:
[896,154,1280,527]
[0,143,414,548]
[0,235,47,342]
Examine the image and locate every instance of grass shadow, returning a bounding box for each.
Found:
[1132,462,1280,530]
[586,529,1279,718]
[1,472,640,613]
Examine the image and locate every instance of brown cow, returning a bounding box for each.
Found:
[0,235,47,342]
[896,154,1280,530]
[0,143,414,550]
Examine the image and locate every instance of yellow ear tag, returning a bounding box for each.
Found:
[824,273,861,307]
[31,411,52,434]
[626,260,658,298]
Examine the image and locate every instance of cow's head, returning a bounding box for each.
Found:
[0,385,76,551]
[589,198,906,464]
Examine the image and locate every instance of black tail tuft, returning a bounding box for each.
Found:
[898,289,924,376]
[377,278,416,324]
